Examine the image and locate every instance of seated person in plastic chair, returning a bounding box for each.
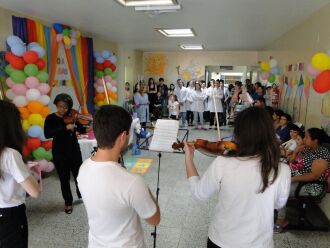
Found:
[150,92,164,124]
[280,124,303,162]
[274,128,330,233]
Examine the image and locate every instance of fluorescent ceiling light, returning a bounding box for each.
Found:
[157,28,195,37]
[180,44,204,50]
[220,72,243,76]
[135,4,181,12]
[116,0,177,7]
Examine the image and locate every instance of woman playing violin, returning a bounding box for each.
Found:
[184,107,291,248]
[44,93,89,214]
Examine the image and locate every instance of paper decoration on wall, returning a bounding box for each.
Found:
[176,60,203,81]
[144,53,167,76]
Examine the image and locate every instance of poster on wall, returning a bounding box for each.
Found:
[49,43,79,113]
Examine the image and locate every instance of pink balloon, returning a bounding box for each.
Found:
[261,71,270,80]
[96,86,104,93]
[38,83,50,94]
[104,75,112,82]
[306,63,320,77]
[12,84,28,96]
[110,80,117,86]
[6,77,15,88]
[25,76,40,89]
[96,78,103,86]
[5,89,16,100]
[44,162,55,172]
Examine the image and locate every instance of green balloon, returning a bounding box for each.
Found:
[63,28,70,36]
[24,64,39,76]
[104,68,112,76]
[96,70,104,78]
[111,71,118,79]
[37,71,49,82]
[32,147,46,160]
[45,150,53,161]
[10,70,27,84]
[5,64,14,75]
[268,74,275,83]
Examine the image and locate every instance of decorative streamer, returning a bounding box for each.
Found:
[12,16,28,43]
[26,18,37,42]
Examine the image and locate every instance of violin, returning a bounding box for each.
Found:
[172,139,238,157]
[64,109,93,125]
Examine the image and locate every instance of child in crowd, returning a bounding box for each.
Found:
[168,94,179,120]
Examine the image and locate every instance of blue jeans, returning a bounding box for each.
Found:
[179,112,187,126]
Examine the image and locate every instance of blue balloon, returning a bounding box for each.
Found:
[53,23,63,33]
[109,55,117,64]
[6,35,24,47]
[96,56,104,64]
[94,51,101,59]
[28,125,43,138]
[39,132,48,141]
[270,67,279,75]
[30,46,45,58]
[27,42,40,50]
[101,50,112,59]
[11,44,26,56]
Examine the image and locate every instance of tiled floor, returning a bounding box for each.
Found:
[26,127,330,247]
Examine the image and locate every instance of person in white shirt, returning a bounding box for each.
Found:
[207,80,224,129]
[191,82,206,130]
[0,100,40,248]
[77,105,160,248]
[186,80,195,126]
[184,107,291,248]
[280,124,302,159]
[174,79,189,127]
[168,94,179,120]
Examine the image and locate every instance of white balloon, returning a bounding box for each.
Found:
[112,86,117,93]
[13,96,27,107]
[39,95,50,105]
[26,89,41,101]
[106,82,112,90]
[269,59,278,68]
[5,89,16,100]
[96,86,104,93]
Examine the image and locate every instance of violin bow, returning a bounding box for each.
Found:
[212,86,221,141]
[102,77,110,104]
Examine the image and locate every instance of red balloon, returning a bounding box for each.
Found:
[41,140,53,150]
[23,51,39,64]
[110,64,116,72]
[95,63,104,71]
[313,70,330,94]
[103,60,112,68]
[26,137,41,150]
[23,146,31,157]
[10,56,26,70]
[35,59,45,70]
[5,52,14,63]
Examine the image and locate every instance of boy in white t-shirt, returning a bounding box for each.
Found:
[77,105,160,248]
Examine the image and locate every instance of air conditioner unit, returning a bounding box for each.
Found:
[134,4,181,13]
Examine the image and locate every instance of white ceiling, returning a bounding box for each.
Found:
[0,0,329,51]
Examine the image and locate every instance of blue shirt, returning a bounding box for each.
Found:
[276,126,290,143]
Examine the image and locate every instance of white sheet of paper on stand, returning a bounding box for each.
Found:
[149,119,180,152]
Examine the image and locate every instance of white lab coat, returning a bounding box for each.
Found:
[207,87,223,113]
[191,90,206,112]
[174,86,189,113]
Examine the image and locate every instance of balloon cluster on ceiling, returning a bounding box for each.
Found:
[53,23,81,49]
[4,35,54,170]
[307,51,330,94]
[93,50,118,108]
[259,58,279,84]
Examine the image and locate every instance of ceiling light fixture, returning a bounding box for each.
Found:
[156,28,195,37]
[135,4,181,13]
[180,44,204,50]
[115,0,178,7]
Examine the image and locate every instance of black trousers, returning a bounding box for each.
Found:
[207,238,221,248]
[53,148,82,206]
[186,111,194,125]
[210,112,221,127]
[0,204,28,248]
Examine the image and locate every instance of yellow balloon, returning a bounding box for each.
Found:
[76,30,81,39]
[63,36,72,46]
[40,118,45,129]
[312,53,330,71]
[28,113,43,125]
[96,101,103,107]
[22,120,30,131]
[260,61,271,71]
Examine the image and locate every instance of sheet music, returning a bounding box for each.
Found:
[149,119,179,152]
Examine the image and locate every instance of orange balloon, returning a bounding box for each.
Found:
[95,93,105,101]
[108,91,118,100]
[40,106,50,118]
[27,101,44,113]
[19,107,30,120]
